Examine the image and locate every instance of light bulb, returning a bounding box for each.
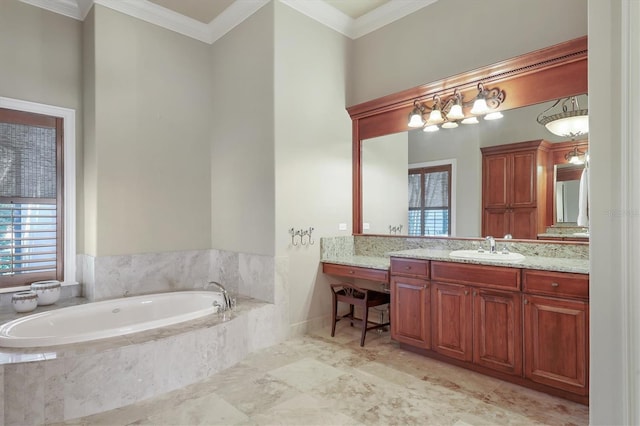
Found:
[408,112,424,127]
[447,104,464,120]
[427,109,444,125]
[470,98,489,115]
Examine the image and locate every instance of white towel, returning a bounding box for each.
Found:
[577,167,589,226]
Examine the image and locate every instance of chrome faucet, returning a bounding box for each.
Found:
[207,281,230,311]
[486,236,497,253]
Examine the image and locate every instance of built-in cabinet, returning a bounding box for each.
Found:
[389,257,589,404]
[481,140,551,239]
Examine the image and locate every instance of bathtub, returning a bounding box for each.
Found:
[0,290,225,348]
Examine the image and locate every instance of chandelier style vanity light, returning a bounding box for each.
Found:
[564,146,589,165]
[537,96,589,139]
[408,83,506,132]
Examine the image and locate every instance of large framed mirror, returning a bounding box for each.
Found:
[347,36,588,241]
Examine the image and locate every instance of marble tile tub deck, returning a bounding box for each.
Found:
[0,296,286,424]
[59,323,589,425]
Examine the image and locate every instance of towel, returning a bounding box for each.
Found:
[577,167,589,227]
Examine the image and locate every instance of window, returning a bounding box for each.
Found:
[0,108,63,288]
[408,164,451,236]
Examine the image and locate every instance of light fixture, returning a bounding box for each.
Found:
[537,96,589,139]
[564,146,587,165]
[408,100,426,127]
[408,84,505,132]
[461,117,479,124]
[484,111,504,120]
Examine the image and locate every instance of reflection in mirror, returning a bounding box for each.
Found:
[555,163,585,223]
[361,95,588,238]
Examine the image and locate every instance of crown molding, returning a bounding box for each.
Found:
[352,0,439,39]
[19,0,438,43]
[208,0,271,44]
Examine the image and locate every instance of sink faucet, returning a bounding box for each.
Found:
[207,281,230,311]
[485,236,496,253]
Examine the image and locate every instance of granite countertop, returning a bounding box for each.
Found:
[537,232,589,239]
[322,249,589,275]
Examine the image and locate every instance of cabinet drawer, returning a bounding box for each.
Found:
[390,258,429,278]
[322,262,389,283]
[523,270,589,299]
[431,261,520,290]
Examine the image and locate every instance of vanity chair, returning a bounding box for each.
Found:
[330,282,390,346]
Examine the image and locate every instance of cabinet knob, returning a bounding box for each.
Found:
[551,282,559,287]
[524,299,529,304]
[464,290,469,295]
[473,291,477,296]
[405,266,411,270]
[348,270,354,274]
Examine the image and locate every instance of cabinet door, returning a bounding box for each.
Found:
[431,282,472,361]
[524,295,589,395]
[473,289,522,375]
[391,276,430,349]
[483,208,510,238]
[483,154,509,208]
[511,151,537,207]
[510,207,537,239]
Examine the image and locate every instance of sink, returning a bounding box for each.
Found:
[572,232,589,237]
[449,250,525,263]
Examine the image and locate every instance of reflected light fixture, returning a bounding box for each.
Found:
[537,96,589,139]
[408,100,426,127]
[408,84,505,132]
[564,146,587,165]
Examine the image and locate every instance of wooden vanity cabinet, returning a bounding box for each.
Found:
[390,258,430,349]
[523,270,589,396]
[481,140,551,239]
[431,262,522,375]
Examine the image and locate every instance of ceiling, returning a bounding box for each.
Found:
[18,0,439,43]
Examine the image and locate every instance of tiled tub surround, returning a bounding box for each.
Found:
[321,235,589,274]
[80,248,280,303]
[0,296,288,424]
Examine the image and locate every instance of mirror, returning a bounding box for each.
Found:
[362,97,588,237]
[349,36,588,241]
[555,163,585,223]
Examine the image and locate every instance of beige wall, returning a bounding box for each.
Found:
[349,0,588,106]
[210,3,275,257]
[86,5,212,256]
[274,2,352,331]
[0,0,84,251]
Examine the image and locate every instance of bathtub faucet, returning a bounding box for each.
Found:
[207,281,231,311]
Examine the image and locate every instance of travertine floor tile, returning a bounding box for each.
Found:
[61,325,588,426]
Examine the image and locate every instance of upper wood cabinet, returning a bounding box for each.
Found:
[481,140,551,239]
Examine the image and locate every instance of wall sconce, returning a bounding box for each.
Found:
[564,146,588,165]
[407,83,506,132]
[537,96,589,139]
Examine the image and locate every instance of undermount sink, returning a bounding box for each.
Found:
[449,250,525,263]
[572,232,590,237]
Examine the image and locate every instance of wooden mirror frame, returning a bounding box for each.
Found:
[347,36,588,235]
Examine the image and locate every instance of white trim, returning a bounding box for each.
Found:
[0,97,77,287]
[20,0,439,42]
[94,0,213,44]
[208,0,271,44]
[352,0,439,39]
[279,0,353,38]
[409,158,457,237]
[19,0,84,20]
[622,1,640,423]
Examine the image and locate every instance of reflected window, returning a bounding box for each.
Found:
[408,165,451,236]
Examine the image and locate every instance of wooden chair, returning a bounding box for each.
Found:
[330,282,390,346]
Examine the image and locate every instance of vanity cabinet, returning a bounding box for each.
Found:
[481,140,551,239]
[390,258,430,349]
[523,270,589,396]
[431,262,522,374]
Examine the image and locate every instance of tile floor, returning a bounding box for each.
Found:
[58,323,589,425]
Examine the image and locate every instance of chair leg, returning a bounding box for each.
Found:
[331,294,337,337]
[360,305,368,347]
[349,304,355,327]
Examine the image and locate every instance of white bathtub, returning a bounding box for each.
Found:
[0,291,226,348]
